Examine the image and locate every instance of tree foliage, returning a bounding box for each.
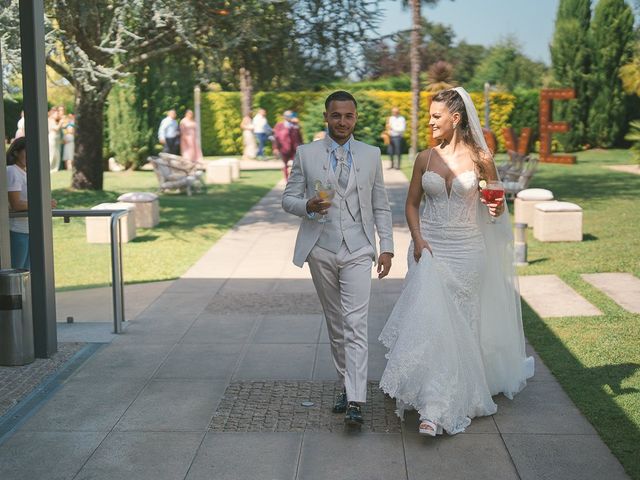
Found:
[550,0,592,150]
[468,37,549,92]
[359,18,485,86]
[588,0,635,148]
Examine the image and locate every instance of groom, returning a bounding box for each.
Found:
[282,91,394,425]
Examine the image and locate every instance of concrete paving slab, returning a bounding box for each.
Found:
[55,281,173,323]
[605,164,640,175]
[313,345,338,381]
[56,322,116,343]
[404,432,518,480]
[233,344,316,380]
[367,343,390,381]
[180,313,261,344]
[298,432,406,480]
[0,431,107,480]
[216,278,278,294]
[525,344,555,383]
[518,274,602,317]
[402,409,499,435]
[185,432,302,480]
[21,378,146,432]
[114,379,226,432]
[252,314,323,344]
[162,278,225,295]
[135,291,214,321]
[74,431,203,480]
[154,344,243,380]
[72,343,172,380]
[503,433,630,480]
[493,380,597,435]
[581,272,640,313]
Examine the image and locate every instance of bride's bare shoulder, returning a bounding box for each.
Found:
[415,148,433,167]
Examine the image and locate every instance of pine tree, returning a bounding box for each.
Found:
[588,0,635,148]
[550,0,592,151]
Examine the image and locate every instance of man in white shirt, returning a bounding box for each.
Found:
[387,107,406,170]
[158,109,180,155]
[252,108,271,159]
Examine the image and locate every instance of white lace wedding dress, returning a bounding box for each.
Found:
[379,168,534,434]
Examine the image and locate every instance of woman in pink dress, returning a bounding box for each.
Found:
[179,109,203,167]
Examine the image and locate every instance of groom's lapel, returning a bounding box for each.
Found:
[320,135,332,174]
[350,139,364,186]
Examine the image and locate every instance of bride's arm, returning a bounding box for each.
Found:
[406,151,432,261]
[479,152,505,217]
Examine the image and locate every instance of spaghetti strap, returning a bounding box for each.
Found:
[425,148,433,172]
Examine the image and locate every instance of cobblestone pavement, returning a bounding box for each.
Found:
[210,381,401,433]
[0,342,86,417]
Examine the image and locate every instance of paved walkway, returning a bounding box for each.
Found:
[0,168,630,480]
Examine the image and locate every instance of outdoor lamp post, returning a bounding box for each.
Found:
[514,222,529,267]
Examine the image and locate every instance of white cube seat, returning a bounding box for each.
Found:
[117,192,160,228]
[533,201,582,242]
[514,188,554,227]
[218,157,240,181]
[86,202,137,244]
[206,159,233,184]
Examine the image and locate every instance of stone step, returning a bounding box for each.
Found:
[581,273,640,314]
[518,274,602,318]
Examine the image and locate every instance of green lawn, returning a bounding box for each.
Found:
[401,149,640,479]
[50,168,281,290]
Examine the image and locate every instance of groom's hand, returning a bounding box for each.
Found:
[306,196,330,215]
[377,252,393,279]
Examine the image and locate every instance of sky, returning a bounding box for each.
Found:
[378,0,560,65]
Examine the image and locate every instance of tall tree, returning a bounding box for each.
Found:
[399,0,449,157]
[469,37,549,91]
[45,1,214,189]
[550,0,593,150]
[588,0,634,148]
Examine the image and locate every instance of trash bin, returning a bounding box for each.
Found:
[0,269,34,366]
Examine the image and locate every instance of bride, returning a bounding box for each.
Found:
[379,87,534,436]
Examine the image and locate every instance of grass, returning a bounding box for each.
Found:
[50,167,281,291]
[401,149,640,479]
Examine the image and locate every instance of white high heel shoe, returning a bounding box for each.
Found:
[418,419,443,436]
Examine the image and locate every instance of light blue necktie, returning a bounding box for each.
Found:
[336,146,349,191]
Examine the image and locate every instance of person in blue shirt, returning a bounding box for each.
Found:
[158,109,180,155]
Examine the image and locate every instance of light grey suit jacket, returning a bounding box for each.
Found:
[282,135,394,267]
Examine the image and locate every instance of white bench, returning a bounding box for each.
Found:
[514,188,554,227]
[117,192,160,228]
[533,201,583,242]
[86,202,137,244]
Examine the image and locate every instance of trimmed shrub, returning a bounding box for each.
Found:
[200,90,519,155]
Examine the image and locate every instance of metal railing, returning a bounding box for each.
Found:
[10,209,128,333]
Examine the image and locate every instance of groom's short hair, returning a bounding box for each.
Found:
[325,91,357,111]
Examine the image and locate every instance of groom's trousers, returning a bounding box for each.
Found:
[307,242,374,404]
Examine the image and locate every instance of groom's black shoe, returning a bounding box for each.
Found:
[332,391,348,413]
[344,402,364,425]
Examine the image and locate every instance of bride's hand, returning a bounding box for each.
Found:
[413,238,433,262]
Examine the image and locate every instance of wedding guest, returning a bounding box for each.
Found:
[387,107,406,170]
[158,109,180,155]
[47,107,62,172]
[273,110,303,180]
[241,112,257,160]
[252,108,271,159]
[180,109,204,167]
[62,113,75,171]
[15,111,25,139]
[6,137,57,269]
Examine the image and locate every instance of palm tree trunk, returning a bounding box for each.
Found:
[410,0,421,157]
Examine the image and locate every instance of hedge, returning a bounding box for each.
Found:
[200,90,523,156]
